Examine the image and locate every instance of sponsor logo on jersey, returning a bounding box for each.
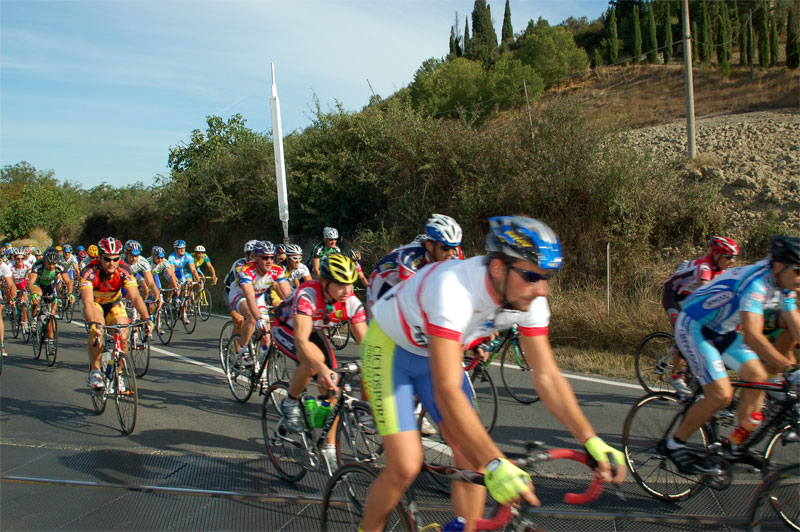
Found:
[702,291,735,310]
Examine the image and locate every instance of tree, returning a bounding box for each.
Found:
[759,4,770,68]
[515,24,590,82]
[449,25,457,57]
[741,8,750,66]
[470,0,499,65]
[606,7,619,63]
[632,4,642,62]
[716,1,731,68]
[647,2,658,63]
[501,0,513,44]
[463,16,471,57]
[591,47,604,68]
[770,14,780,66]
[701,0,713,63]
[692,20,699,62]
[788,6,799,69]
[662,2,673,64]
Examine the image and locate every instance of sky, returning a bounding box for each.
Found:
[0,0,609,189]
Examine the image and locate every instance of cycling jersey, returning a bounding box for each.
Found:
[284,263,311,287]
[664,255,721,296]
[194,254,212,269]
[0,262,10,303]
[307,242,340,270]
[224,258,247,289]
[168,251,195,281]
[273,280,367,330]
[371,256,550,357]
[227,261,287,312]
[10,262,30,289]
[30,260,67,288]
[366,242,433,308]
[79,260,138,305]
[24,255,36,268]
[125,256,152,279]
[61,254,79,279]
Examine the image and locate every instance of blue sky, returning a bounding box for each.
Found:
[1,1,609,189]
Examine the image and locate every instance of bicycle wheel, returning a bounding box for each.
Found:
[337,401,383,466]
[44,316,58,367]
[748,462,800,531]
[635,332,678,394]
[156,305,174,345]
[181,297,197,334]
[11,307,19,338]
[762,423,799,476]
[21,310,30,343]
[224,335,254,403]
[266,346,296,387]
[321,461,413,532]
[129,325,150,378]
[471,362,498,433]
[115,352,138,435]
[66,298,75,323]
[198,288,212,321]
[32,316,44,359]
[499,335,539,404]
[328,321,350,350]
[623,392,709,501]
[218,320,234,371]
[261,381,308,482]
[90,384,108,414]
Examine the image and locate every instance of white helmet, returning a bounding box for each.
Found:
[194,245,206,253]
[425,214,462,247]
[284,243,303,256]
[412,234,428,243]
[323,227,339,239]
[244,240,259,253]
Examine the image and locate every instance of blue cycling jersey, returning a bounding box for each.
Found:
[168,252,194,281]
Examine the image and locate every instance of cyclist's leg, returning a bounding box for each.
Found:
[234,294,257,351]
[721,335,766,425]
[107,301,130,351]
[30,285,42,320]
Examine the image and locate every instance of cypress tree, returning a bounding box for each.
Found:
[770,14,779,66]
[662,2,673,64]
[702,0,713,63]
[449,26,457,57]
[717,2,731,67]
[471,0,498,64]
[647,2,658,63]
[731,2,740,48]
[759,4,770,68]
[501,0,513,44]
[632,4,643,63]
[692,20,700,62]
[607,7,619,63]
[741,8,750,65]
[464,16,471,57]
[592,47,604,68]
[788,7,799,69]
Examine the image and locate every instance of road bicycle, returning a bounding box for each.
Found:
[30,293,58,367]
[320,441,603,532]
[327,320,352,350]
[150,294,173,345]
[489,326,540,405]
[747,462,799,531]
[195,274,213,321]
[634,331,699,394]
[89,321,144,435]
[178,282,199,333]
[218,319,234,371]
[622,376,799,502]
[223,328,294,403]
[55,280,76,323]
[262,361,382,482]
[9,294,31,343]
[124,301,151,378]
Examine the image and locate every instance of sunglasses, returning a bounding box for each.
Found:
[258,255,275,261]
[721,254,736,260]
[792,265,800,274]
[288,256,302,260]
[438,243,457,253]
[509,265,550,283]
[102,256,121,263]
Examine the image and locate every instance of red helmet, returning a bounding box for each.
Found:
[98,237,123,255]
[710,236,739,256]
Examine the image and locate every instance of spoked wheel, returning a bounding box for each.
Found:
[90,385,108,414]
[622,392,709,501]
[748,463,800,531]
[181,298,197,334]
[336,401,383,466]
[21,311,31,344]
[762,423,800,477]
[43,316,58,367]
[321,461,413,532]
[129,325,150,378]
[156,305,174,345]
[114,352,138,435]
[32,316,44,359]
[499,335,539,404]
[635,332,678,394]
[11,308,20,338]
[218,320,234,371]
[470,362,498,433]
[417,409,452,494]
[224,335,254,403]
[328,321,350,350]
[261,381,308,482]
[266,346,296,388]
[198,288,212,321]
[64,299,75,323]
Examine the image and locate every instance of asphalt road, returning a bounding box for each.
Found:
[0,305,773,531]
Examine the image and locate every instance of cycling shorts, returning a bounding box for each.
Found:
[91,300,128,325]
[228,291,269,317]
[674,313,758,386]
[360,320,475,436]
[272,323,336,369]
[661,286,688,326]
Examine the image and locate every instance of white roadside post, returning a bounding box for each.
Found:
[270,63,290,245]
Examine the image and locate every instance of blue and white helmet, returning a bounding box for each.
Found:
[124,240,142,256]
[244,240,259,254]
[412,234,428,243]
[425,214,462,247]
[152,246,165,258]
[323,227,339,239]
[252,240,276,256]
[485,216,562,270]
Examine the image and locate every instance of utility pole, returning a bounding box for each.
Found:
[681,0,696,159]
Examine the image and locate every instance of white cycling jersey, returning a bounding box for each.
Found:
[371,255,550,357]
[0,262,11,279]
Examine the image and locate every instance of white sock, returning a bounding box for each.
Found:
[666,437,685,450]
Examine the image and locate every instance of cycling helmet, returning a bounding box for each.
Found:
[63,244,73,253]
[769,235,800,265]
[277,243,287,254]
[425,214,462,247]
[485,216,563,270]
[98,237,123,255]
[244,240,259,254]
[152,246,165,258]
[87,245,99,258]
[77,245,85,252]
[43,247,61,264]
[320,253,359,284]
[13,247,24,258]
[173,239,186,249]
[251,240,276,256]
[709,236,739,256]
[124,239,142,256]
[194,245,206,253]
[413,234,428,243]
[55,245,63,252]
[323,227,339,239]
[349,249,361,261]
[284,243,303,256]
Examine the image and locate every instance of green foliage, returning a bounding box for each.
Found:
[647,3,659,63]
[692,20,700,62]
[759,6,770,68]
[717,2,731,69]
[463,16,471,57]
[789,7,800,69]
[606,7,619,63]
[741,10,750,66]
[702,0,713,63]
[469,0,498,65]
[662,2,673,64]
[515,24,589,83]
[501,0,513,44]
[591,47,604,68]
[632,4,643,62]
[770,15,780,66]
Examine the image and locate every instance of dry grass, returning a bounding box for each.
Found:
[553,345,637,381]
[13,228,52,251]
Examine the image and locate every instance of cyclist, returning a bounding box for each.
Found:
[348,249,369,289]
[79,245,98,270]
[283,244,311,290]
[61,244,80,281]
[359,216,625,531]
[310,227,341,279]
[123,240,161,307]
[224,240,258,340]
[76,245,87,261]
[366,214,462,309]
[0,258,16,357]
[273,253,367,472]
[276,244,288,268]
[147,246,179,294]
[663,236,740,394]
[24,246,36,268]
[80,237,152,389]
[168,240,199,321]
[193,245,218,285]
[9,248,32,336]
[28,247,73,346]
[666,235,800,473]
[227,241,292,364]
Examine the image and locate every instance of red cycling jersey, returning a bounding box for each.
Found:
[79,260,138,304]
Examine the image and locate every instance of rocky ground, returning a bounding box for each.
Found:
[624,109,800,231]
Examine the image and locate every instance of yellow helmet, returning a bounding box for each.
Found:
[55,245,63,252]
[320,253,359,284]
[87,244,99,258]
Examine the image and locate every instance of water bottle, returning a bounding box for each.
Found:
[441,516,466,532]
[315,399,332,427]
[304,397,318,428]
[104,357,115,380]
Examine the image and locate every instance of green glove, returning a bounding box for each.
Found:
[484,457,531,505]
[584,436,625,471]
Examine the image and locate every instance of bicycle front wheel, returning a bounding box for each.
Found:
[623,392,708,501]
[748,462,800,531]
[261,381,308,482]
[157,306,174,345]
[65,299,74,323]
[471,363,498,433]
[198,288,212,321]
[32,317,44,359]
[115,352,138,435]
[337,401,383,466]
[328,322,350,350]
[44,316,58,367]
[11,308,20,338]
[635,332,677,393]
[266,346,296,387]
[218,320,234,371]
[321,461,413,532]
[21,311,31,343]
[182,297,197,334]
[224,336,254,403]
[499,336,539,404]
[762,422,799,476]
[129,325,150,378]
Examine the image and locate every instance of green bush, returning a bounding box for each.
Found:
[515,24,590,83]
